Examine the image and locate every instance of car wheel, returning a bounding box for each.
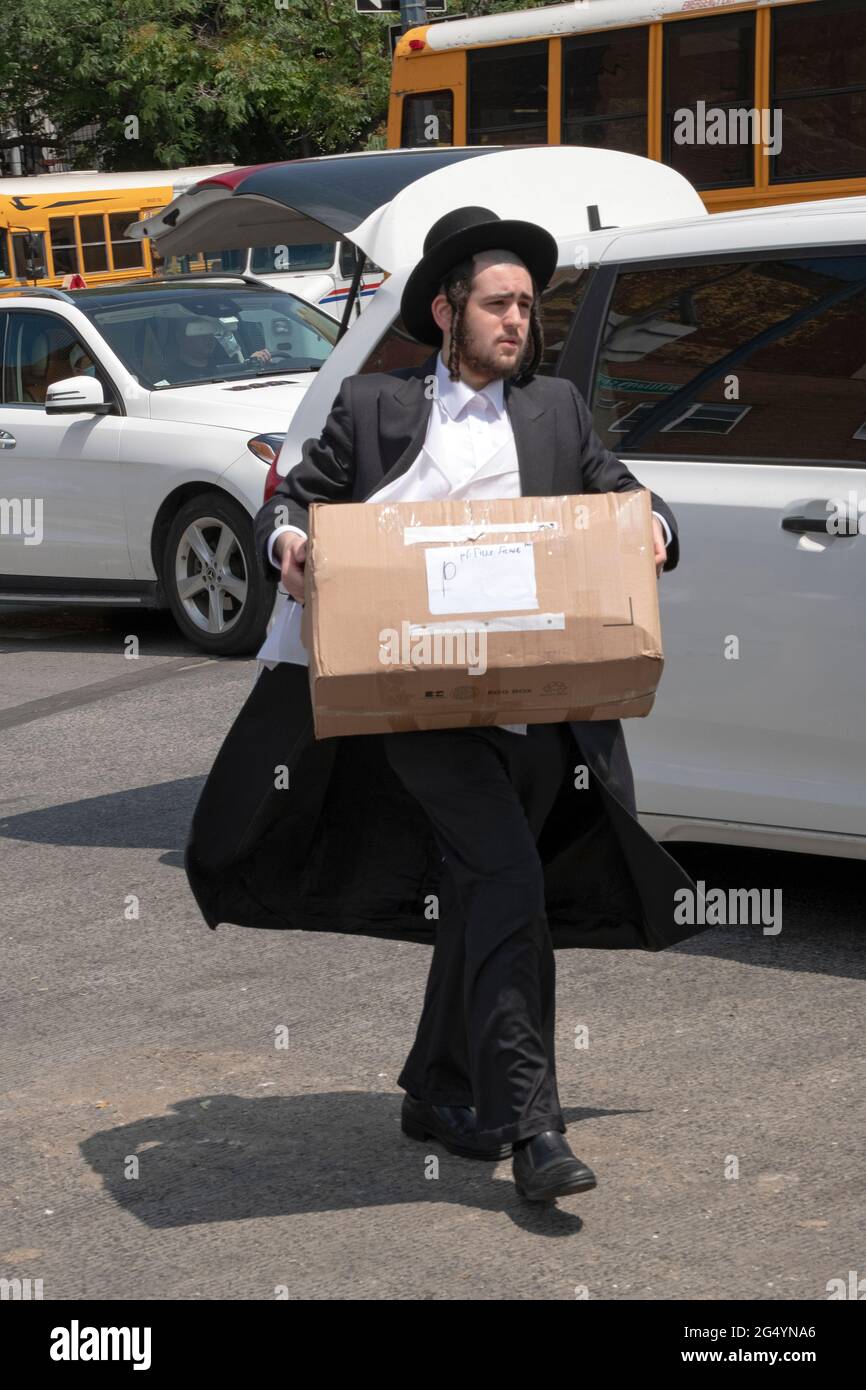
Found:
[162,491,273,656]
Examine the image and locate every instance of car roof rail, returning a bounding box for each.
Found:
[0,285,77,304]
[151,272,267,288]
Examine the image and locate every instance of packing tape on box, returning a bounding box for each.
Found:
[407,613,566,636]
[403,520,560,545]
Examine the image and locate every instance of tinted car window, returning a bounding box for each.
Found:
[359,267,588,378]
[592,254,866,464]
[3,311,102,406]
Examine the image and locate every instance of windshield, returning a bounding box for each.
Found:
[79,286,340,388]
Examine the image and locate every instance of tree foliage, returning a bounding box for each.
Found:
[0,0,556,170]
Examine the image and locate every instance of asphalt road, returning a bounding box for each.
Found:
[1,602,863,1301]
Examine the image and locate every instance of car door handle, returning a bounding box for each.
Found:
[781,514,830,534]
[0,430,16,450]
[781,500,862,536]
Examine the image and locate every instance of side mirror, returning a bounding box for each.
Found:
[45,376,113,415]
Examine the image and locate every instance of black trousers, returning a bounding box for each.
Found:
[381,721,577,1145]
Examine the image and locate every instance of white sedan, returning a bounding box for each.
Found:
[0,276,339,653]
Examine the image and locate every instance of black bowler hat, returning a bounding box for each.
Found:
[399,205,559,347]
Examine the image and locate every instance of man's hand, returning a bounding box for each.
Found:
[248,348,272,364]
[273,531,307,602]
[652,516,667,579]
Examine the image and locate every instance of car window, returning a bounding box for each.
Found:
[591,253,866,465]
[3,311,101,406]
[80,287,339,388]
[358,267,588,377]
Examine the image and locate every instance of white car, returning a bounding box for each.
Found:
[0,275,339,653]
[265,150,866,862]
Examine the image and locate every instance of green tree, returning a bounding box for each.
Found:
[0,0,557,171]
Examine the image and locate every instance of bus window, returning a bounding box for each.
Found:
[338,242,382,278]
[562,27,649,158]
[250,243,335,273]
[0,232,10,280]
[12,232,47,280]
[80,214,109,273]
[213,248,247,273]
[109,213,144,269]
[663,10,755,189]
[339,241,359,278]
[771,0,866,183]
[401,91,454,147]
[467,40,548,145]
[49,218,79,276]
[151,246,243,275]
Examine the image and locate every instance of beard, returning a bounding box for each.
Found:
[455,323,528,380]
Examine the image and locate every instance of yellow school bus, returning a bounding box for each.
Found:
[0,166,235,289]
[388,0,866,213]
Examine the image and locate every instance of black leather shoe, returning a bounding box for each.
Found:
[401,1093,513,1160]
[512,1131,597,1201]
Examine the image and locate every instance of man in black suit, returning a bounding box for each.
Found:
[254,207,679,1203]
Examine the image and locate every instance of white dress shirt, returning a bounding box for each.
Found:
[260,350,671,738]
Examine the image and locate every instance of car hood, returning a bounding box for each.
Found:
[148,376,312,432]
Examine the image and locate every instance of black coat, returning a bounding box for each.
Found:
[184,352,708,952]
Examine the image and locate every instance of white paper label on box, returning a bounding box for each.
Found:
[424,541,539,615]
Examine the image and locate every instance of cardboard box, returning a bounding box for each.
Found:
[300,491,663,739]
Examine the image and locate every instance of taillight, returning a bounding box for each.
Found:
[247,434,286,502]
[263,455,282,503]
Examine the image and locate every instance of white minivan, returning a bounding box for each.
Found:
[264,150,866,863]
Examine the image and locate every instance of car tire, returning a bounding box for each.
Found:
[162,491,274,656]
